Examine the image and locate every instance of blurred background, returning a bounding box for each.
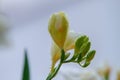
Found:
[0,0,120,80]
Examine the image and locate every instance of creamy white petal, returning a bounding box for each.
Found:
[64,31,80,51]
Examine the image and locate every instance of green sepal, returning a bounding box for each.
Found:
[79,60,90,68]
[79,42,91,58]
[81,61,90,68]
[86,50,96,62]
[77,53,83,62]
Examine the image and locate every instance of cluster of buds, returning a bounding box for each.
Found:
[46,12,96,80]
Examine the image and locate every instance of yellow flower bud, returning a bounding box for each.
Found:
[48,12,69,48]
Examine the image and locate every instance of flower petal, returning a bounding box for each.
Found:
[51,42,61,66]
[64,31,80,51]
[48,12,69,48]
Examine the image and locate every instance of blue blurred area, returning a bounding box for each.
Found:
[0,0,120,80]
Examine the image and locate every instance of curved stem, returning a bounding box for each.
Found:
[46,49,65,80]
[46,62,62,80]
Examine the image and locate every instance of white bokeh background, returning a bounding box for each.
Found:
[0,0,120,80]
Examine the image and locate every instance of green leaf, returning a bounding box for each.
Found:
[22,49,30,80]
[86,50,96,62]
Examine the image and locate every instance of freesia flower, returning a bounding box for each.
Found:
[48,12,80,69]
[47,12,96,80]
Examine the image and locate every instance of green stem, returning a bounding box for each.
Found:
[63,60,72,63]
[46,62,62,80]
[46,49,65,80]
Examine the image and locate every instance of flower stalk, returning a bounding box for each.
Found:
[47,12,96,80]
[46,49,65,80]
